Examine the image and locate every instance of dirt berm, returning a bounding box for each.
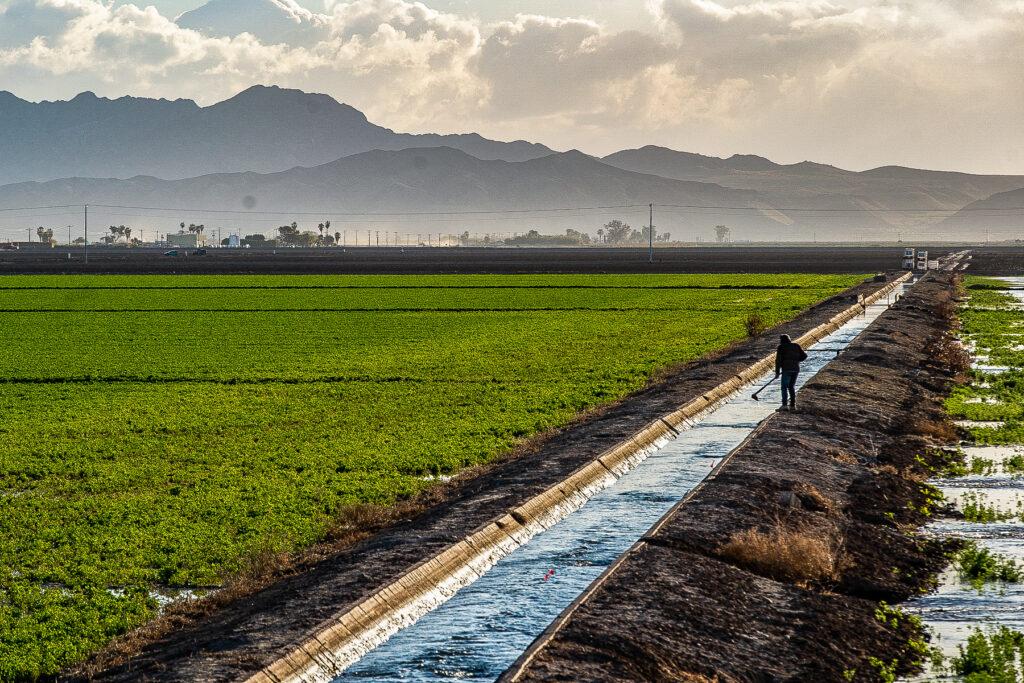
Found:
[501,273,962,683]
[71,275,903,682]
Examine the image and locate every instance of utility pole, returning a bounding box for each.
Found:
[84,204,89,264]
[648,203,654,264]
[67,224,72,245]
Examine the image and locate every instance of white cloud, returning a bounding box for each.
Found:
[0,0,1021,172]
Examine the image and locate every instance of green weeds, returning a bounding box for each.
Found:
[949,626,1024,682]
[961,492,1020,523]
[955,541,1023,590]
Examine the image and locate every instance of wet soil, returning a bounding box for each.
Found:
[67,277,900,682]
[501,274,962,683]
[968,249,1024,276]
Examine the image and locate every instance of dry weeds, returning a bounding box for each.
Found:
[793,483,836,514]
[718,525,842,584]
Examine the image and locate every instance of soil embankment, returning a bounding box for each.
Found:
[501,273,962,682]
[72,278,900,682]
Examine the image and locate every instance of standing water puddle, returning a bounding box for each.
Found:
[905,446,1024,681]
[342,291,910,682]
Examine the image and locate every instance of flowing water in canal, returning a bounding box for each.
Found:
[341,291,909,682]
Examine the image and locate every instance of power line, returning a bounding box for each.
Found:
[0,204,81,213]
[658,203,1024,213]
[88,203,650,216]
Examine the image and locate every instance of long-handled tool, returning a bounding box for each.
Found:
[751,374,778,401]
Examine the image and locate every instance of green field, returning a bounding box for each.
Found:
[0,273,860,679]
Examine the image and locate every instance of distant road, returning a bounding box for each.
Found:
[0,245,1008,275]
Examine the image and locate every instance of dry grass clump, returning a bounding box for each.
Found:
[928,335,971,375]
[793,483,836,514]
[906,414,959,443]
[718,525,841,584]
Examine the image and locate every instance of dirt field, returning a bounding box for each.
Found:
[0,245,984,275]
[68,276,900,681]
[964,248,1024,275]
[501,274,962,682]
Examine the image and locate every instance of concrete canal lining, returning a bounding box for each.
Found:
[244,274,911,683]
[499,272,961,683]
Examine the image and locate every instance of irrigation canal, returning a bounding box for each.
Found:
[334,283,915,682]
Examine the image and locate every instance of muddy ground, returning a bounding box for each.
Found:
[67,276,902,681]
[965,248,1024,275]
[0,245,980,275]
[501,274,962,683]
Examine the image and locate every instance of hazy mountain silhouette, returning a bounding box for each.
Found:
[0,86,553,186]
[0,148,794,239]
[941,187,1024,236]
[3,86,1023,241]
[604,146,1024,234]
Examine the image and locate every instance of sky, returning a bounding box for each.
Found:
[1,0,1022,174]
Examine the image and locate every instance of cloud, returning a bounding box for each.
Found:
[0,0,1021,171]
[0,0,484,123]
[475,15,673,121]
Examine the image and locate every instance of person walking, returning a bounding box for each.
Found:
[775,334,807,410]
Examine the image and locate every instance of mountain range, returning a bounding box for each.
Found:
[1,85,1022,240]
[0,85,550,186]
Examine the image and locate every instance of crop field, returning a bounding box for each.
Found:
[0,273,861,678]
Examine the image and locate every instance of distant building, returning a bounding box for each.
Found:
[227,234,241,248]
[166,232,206,248]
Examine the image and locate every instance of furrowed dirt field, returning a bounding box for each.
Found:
[0,245,976,275]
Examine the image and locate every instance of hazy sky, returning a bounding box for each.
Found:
[1,0,1022,174]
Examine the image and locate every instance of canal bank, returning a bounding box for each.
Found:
[502,273,964,683]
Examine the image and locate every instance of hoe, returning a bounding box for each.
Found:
[751,375,778,401]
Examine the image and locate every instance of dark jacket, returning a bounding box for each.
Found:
[776,341,808,373]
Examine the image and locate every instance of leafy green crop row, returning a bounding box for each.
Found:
[0,273,861,679]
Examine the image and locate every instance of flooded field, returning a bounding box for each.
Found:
[906,277,1024,680]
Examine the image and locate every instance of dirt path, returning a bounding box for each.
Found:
[500,274,961,683]
[70,276,899,683]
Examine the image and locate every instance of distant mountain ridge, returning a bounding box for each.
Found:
[0,85,553,186]
[2,87,1023,240]
[941,187,1024,234]
[602,146,1024,234]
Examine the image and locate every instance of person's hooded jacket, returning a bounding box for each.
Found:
[775,334,808,373]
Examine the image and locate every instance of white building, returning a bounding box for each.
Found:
[166,232,206,248]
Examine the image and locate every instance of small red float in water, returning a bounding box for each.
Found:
[542,569,556,581]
